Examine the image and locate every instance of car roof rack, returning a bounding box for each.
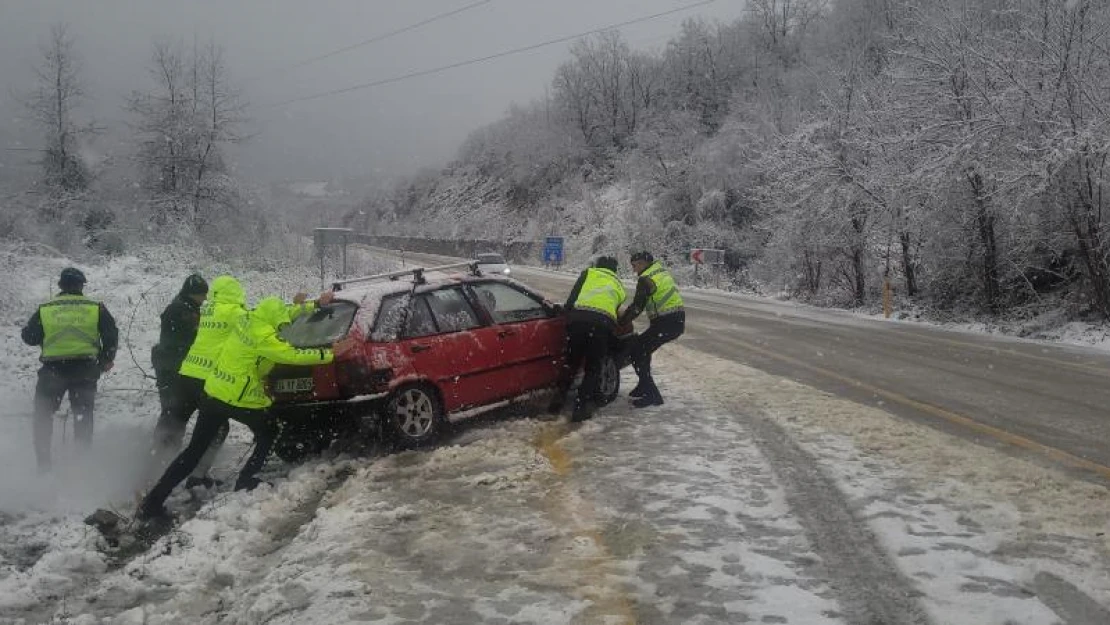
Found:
[332,261,481,291]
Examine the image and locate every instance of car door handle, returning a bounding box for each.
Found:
[497,329,517,338]
[411,344,432,353]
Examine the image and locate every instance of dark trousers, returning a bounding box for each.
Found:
[150,372,229,479]
[153,373,206,450]
[558,320,611,411]
[631,312,685,399]
[141,396,277,513]
[34,360,100,466]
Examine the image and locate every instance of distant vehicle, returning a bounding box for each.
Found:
[268,262,631,459]
[475,252,511,276]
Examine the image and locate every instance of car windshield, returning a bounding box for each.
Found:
[476,253,505,264]
[279,301,357,348]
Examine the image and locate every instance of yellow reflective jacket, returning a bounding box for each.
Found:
[204,296,333,409]
[40,295,101,361]
[574,268,626,321]
[643,262,684,319]
[179,276,247,380]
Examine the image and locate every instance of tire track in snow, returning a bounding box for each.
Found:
[742,413,933,625]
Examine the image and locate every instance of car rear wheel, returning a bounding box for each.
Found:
[596,355,621,406]
[384,384,446,448]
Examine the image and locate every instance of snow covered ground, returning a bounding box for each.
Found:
[1,245,1108,624]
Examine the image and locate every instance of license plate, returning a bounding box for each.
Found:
[274,377,314,394]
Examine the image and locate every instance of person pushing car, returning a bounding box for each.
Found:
[138,296,345,520]
[549,256,626,422]
[618,251,685,407]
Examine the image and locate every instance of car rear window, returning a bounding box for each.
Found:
[279,301,357,348]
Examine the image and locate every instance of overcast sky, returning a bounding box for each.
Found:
[0,0,747,183]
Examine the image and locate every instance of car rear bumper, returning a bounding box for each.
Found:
[269,393,388,419]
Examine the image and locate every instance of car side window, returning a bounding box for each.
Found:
[372,295,408,342]
[404,296,439,338]
[425,288,481,332]
[471,282,547,324]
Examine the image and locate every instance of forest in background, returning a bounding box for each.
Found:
[356,0,1110,321]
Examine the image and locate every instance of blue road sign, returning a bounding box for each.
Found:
[543,236,564,264]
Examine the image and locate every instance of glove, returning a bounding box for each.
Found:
[292,292,308,305]
[317,290,336,307]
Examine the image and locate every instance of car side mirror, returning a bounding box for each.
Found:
[543,300,564,317]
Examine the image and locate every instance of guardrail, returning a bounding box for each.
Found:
[350,234,538,263]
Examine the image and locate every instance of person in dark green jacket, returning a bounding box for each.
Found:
[151,274,208,451]
[138,296,342,520]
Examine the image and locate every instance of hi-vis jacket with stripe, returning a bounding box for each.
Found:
[22,292,118,364]
[203,297,333,410]
[179,275,248,380]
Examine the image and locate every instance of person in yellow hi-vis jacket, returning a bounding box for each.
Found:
[138,296,345,520]
[21,268,118,473]
[548,256,626,422]
[150,275,328,489]
[618,251,685,408]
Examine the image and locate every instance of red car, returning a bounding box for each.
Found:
[268,263,624,457]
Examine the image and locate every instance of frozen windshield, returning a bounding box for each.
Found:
[279,302,357,348]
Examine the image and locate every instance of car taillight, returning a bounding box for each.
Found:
[311,364,340,399]
[333,353,392,396]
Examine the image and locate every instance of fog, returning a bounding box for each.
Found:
[0,0,746,184]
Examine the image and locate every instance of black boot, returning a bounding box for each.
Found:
[136,500,172,522]
[631,392,664,408]
[571,400,596,422]
[629,382,646,398]
[547,397,565,415]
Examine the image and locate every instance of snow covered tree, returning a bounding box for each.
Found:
[552,31,656,152]
[127,40,247,229]
[23,23,90,193]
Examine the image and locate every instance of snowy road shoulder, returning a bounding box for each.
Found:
[662,344,1110,624]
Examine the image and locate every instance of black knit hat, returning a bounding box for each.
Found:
[180,273,208,296]
[59,267,86,288]
[630,251,653,263]
[595,256,619,272]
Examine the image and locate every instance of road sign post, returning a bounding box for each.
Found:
[691,248,725,289]
[543,236,565,267]
[314,227,354,289]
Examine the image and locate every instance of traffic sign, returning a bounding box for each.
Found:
[691,248,724,265]
[543,236,564,264]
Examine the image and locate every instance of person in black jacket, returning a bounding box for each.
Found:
[150,274,208,454]
[22,268,118,472]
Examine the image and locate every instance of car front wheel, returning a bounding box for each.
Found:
[384,384,446,448]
